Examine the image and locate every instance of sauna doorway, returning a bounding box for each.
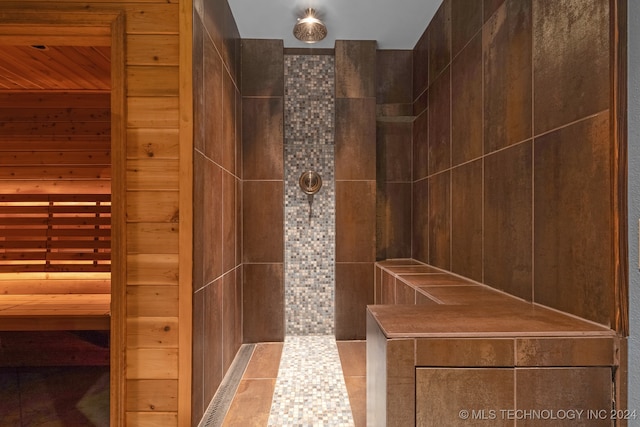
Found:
[0,11,126,426]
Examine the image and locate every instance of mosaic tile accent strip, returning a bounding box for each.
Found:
[268,335,355,426]
[284,145,335,335]
[284,54,336,336]
[285,55,335,146]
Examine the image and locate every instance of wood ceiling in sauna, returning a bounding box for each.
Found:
[0,45,110,92]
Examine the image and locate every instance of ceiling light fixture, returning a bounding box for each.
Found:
[293,8,327,44]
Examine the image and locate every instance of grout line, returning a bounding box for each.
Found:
[530,3,536,304]
[449,59,453,272]
[481,12,486,284]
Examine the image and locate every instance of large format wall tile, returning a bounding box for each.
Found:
[204,279,223,403]
[377,121,412,183]
[335,40,376,99]
[193,153,205,290]
[451,159,483,282]
[428,0,451,85]
[336,181,376,263]
[235,89,243,180]
[483,0,532,153]
[335,98,376,180]
[428,68,451,175]
[204,38,223,164]
[222,71,237,174]
[242,97,284,181]
[379,183,412,259]
[516,368,612,426]
[413,31,429,102]
[202,0,224,52]
[416,339,514,366]
[243,263,285,342]
[222,172,236,274]
[203,161,222,284]
[222,271,241,373]
[193,17,205,154]
[335,263,374,340]
[191,289,204,420]
[240,38,284,344]
[334,40,377,339]
[412,178,430,264]
[451,0,482,58]
[413,110,429,181]
[243,181,283,263]
[417,368,514,426]
[484,0,507,22]
[376,119,412,260]
[386,340,416,426]
[194,2,243,423]
[533,0,609,135]
[451,33,482,166]
[516,337,616,367]
[428,171,451,270]
[410,0,616,330]
[376,50,413,105]
[222,0,241,81]
[534,113,613,326]
[241,39,284,97]
[484,142,532,300]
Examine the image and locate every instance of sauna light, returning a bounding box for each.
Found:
[293,8,327,43]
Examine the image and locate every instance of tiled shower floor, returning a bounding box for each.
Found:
[268,336,354,426]
[221,339,366,426]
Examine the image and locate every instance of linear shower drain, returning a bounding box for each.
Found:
[199,344,255,427]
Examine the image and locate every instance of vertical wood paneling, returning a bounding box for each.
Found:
[126,379,178,412]
[0,92,111,194]
[126,128,180,159]
[125,412,178,427]
[109,13,128,427]
[0,2,189,425]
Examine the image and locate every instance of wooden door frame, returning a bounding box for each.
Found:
[0,9,127,426]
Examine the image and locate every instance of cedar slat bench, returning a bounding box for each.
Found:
[0,194,111,331]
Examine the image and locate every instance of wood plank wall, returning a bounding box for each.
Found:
[0,92,111,194]
[0,1,188,426]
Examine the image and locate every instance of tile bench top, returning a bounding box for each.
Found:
[367,304,614,338]
[372,260,614,339]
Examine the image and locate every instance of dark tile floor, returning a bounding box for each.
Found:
[0,331,109,427]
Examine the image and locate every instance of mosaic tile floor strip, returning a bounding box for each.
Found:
[268,335,355,426]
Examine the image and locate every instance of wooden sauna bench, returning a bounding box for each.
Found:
[0,194,111,331]
[368,259,623,426]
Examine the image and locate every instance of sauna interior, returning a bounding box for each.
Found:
[0,0,638,426]
[0,26,112,425]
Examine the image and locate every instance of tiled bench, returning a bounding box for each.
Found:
[367,259,625,427]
